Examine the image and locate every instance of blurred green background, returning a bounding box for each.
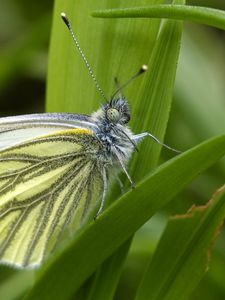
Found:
[0,1,224,299]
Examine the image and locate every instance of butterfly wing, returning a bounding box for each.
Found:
[0,113,98,150]
[0,128,104,268]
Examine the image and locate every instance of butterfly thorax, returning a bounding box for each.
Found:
[91,97,135,164]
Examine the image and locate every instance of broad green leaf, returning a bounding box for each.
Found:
[135,185,225,300]
[92,5,225,31]
[24,134,225,300]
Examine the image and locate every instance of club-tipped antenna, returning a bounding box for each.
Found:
[111,65,148,100]
[61,12,107,102]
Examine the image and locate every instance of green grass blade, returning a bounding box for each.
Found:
[130,0,184,180]
[23,134,225,300]
[92,5,225,31]
[135,185,225,300]
[86,240,132,300]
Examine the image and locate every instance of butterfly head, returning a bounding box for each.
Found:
[105,97,130,125]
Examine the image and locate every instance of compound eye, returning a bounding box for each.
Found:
[107,108,120,123]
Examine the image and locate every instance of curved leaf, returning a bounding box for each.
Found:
[135,185,225,300]
[92,5,225,31]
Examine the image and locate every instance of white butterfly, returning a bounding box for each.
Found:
[0,13,179,269]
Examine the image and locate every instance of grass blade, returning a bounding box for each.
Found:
[86,240,132,300]
[92,5,225,31]
[135,185,225,300]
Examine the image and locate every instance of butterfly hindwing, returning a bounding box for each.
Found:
[0,128,104,268]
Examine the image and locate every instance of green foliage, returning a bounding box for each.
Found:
[44,2,225,299]
[0,1,224,300]
[135,185,225,300]
[92,4,225,31]
[24,136,225,300]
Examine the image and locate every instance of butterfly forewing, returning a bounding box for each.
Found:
[0,113,97,150]
[0,128,104,268]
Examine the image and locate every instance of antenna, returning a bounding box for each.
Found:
[61,12,107,102]
[111,65,148,100]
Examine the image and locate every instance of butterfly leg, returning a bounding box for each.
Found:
[132,132,181,153]
[95,167,108,218]
[113,146,135,188]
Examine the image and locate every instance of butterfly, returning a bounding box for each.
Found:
[0,13,179,269]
